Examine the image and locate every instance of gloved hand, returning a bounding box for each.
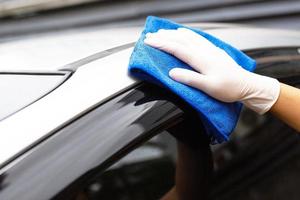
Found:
[144,28,281,114]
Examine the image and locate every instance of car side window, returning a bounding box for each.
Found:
[72,132,177,200]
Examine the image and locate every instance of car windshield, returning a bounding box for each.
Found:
[0,72,67,120]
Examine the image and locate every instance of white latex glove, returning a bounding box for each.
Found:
[144,28,280,114]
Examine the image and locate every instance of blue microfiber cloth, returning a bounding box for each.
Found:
[128,16,256,144]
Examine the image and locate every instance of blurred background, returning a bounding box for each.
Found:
[0,0,300,40]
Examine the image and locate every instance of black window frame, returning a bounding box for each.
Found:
[0,81,186,200]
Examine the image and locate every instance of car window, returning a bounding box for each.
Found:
[71,132,177,200]
[0,72,69,120]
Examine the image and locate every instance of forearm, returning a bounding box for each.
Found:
[161,140,212,200]
[175,140,212,200]
[270,83,300,132]
[160,187,177,200]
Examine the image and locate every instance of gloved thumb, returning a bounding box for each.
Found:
[169,68,208,91]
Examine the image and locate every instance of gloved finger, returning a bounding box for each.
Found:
[169,68,210,92]
[144,35,191,60]
[146,29,191,46]
[144,31,182,48]
[176,28,237,70]
[146,29,198,51]
[144,36,186,58]
[177,28,218,49]
[145,36,207,74]
[145,30,225,74]
[146,29,180,41]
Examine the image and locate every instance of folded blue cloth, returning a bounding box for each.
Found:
[128,16,256,144]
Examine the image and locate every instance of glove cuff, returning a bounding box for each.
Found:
[241,74,281,115]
